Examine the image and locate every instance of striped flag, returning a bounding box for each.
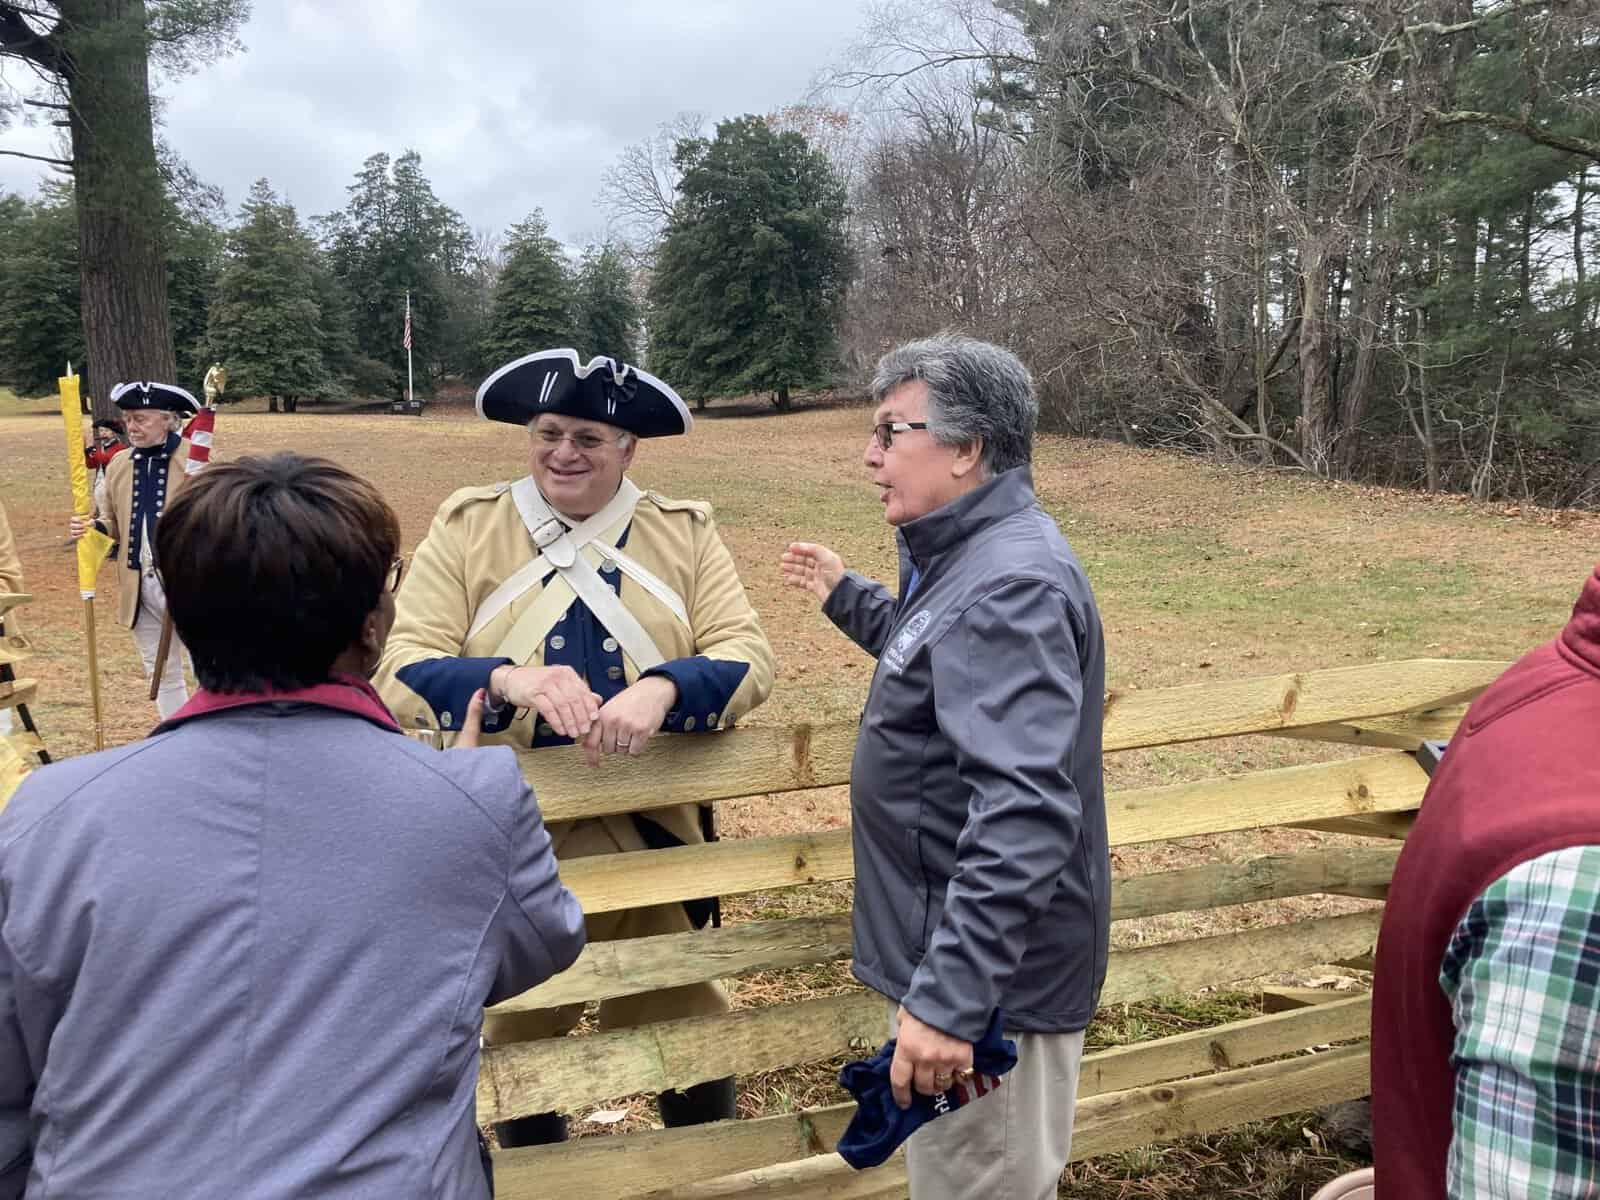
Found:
[402,296,413,350]
[182,406,216,476]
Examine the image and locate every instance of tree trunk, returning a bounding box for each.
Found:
[1297,239,1336,474]
[774,385,791,413]
[1574,166,1588,355]
[269,394,280,413]
[1336,201,1396,478]
[62,0,176,420]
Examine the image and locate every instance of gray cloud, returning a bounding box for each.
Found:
[0,0,867,241]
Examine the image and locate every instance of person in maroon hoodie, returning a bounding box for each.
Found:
[1371,563,1600,1197]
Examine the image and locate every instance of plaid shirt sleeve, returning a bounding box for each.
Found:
[1440,844,1600,1198]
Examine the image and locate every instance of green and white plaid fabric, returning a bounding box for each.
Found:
[1442,844,1600,1197]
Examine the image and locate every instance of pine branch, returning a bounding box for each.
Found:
[1429,108,1600,163]
[0,145,71,168]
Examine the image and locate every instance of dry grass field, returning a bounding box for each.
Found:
[3,386,1595,1196]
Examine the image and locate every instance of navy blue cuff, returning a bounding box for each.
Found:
[644,656,750,733]
[394,656,516,732]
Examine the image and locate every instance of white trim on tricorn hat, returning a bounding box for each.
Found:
[476,348,693,437]
[110,381,201,416]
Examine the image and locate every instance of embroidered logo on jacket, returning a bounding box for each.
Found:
[884,609,932,673]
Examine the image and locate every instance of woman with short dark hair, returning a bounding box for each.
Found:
[1,452,585,1199]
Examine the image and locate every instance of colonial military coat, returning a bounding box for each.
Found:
[375,479,775,850]
[95,435,192,628]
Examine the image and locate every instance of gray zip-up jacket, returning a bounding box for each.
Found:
[825,468,1109,1041]
[0,693,584,1200]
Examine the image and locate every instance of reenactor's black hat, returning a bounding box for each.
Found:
[476,349,692,438]
[111,381,201,416]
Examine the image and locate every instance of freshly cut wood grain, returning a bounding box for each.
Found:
[479,992,882,1126]
[1078,995,1370,1096]
[1295,811,1417,840]
[1100,912,1382,1007]
[561,830,854,915]
[1110,846,1398,921]
[637,1046,1370,1199]
[518,722,859,822]
[480,912,1382,1121]
[493,1107,858,1200]
[1069,1042,1371,1161]
[1100,659,1499,750]
[499,848,1398,1011]
[1267,705,1467,750]
[1106,751,1425,847]
[509,660,1503,823]
[562,756,1421,916]
[491,999,1372,1198]
[490,915,854,1012]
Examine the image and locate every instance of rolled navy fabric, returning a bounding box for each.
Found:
[835,1010,1018,1170]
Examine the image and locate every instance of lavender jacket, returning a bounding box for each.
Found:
[0,681,585,1199]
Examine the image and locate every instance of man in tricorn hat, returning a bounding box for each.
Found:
[375,348,775,1146]
[68,382,200,719]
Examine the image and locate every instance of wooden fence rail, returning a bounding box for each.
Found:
[481,657,1502,1197]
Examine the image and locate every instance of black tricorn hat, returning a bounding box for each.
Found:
[476,349,692,438]
[110,381,201,416]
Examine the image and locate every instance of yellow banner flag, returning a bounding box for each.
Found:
[59,372,113,597]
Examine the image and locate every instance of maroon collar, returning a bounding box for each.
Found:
[155,673,402,735]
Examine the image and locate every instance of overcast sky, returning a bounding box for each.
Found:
[0,0,871,243]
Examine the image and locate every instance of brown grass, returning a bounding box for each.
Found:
[4,388,1594,1195]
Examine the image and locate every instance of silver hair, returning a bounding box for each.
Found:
[871,334,1037,479]
[525,416,635,451]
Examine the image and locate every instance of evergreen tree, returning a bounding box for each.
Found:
[0,184,84,395]
[206,179,329,409]
[481,211,573,366]
[647,115,850,410]
[0,1,249,416]
[318,149,472,395]
[572,242,640,363]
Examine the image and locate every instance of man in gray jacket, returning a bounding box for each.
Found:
[782,335,1109,1200]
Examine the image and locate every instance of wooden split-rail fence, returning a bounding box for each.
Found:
[0,629,1504,1196]
[479,656,1508,1198]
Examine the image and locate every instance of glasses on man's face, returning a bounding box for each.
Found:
[387,555,406,594]
[535,427,624,453]
[872,421,930,451]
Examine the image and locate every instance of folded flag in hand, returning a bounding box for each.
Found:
[835,1010,1017,1170]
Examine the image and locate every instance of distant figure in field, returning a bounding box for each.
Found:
[68,382,198,718]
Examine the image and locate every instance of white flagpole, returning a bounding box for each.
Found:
[405,291,414,406]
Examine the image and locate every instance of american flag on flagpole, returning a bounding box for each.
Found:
[182,407,215,476]
[403,296,413,350]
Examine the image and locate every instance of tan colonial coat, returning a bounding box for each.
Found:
[375,478,775,851]
[96,440,191,628]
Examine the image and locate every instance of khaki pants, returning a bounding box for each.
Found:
[889,1004,1086,1200]
[484,813,728,1045]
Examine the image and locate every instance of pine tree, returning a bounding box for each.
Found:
[0,185,85,394]
[647,115,850,411]
[206,179,329,410]
[481,211,573,367]
[572,242,640,364]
